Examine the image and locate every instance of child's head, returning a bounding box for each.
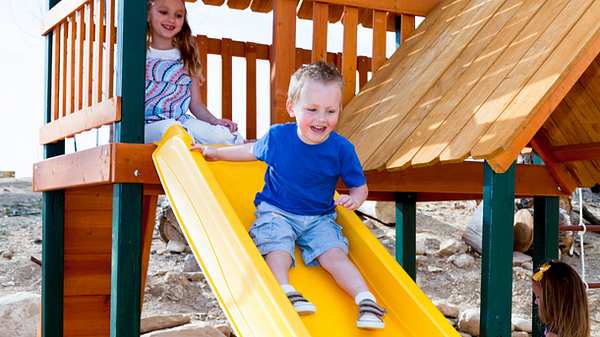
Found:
[532,260,590,337]
[147,0,201,77]
[286,61,343,145]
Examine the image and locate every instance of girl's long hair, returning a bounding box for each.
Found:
[538,261,590,337]
[147,0,203,79]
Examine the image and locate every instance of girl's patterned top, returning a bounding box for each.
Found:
[145,47,192,124]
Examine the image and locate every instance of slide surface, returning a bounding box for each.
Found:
[152,125,459,337]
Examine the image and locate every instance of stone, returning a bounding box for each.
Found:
[459,333,473,337]
[416,233,440,256]
[513,252,532,266]
[434,300,460,318]
[167,240,186,254]
[373,201,395,224]
[140,314,191,334]
[437,239,468,257]
[2,249,14,259]
[0,292,40,337]
[183,254,201,272]
[215,324,233,337]
[141,323,227,337]
[416,255,428,268]
[449,253,475,269]
[458,308,480,336]
[511,332,529,337]
[512,316,532,332]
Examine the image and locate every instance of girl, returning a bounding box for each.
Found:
[145,0,244,145]
[532,260,590,337]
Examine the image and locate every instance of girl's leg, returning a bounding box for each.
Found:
[265,250,293,284]
[317,248,368,297]
[144,119,180,144]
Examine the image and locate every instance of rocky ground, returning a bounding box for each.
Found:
[0,177,598,336]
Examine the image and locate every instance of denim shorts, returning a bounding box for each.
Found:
[249,202,349,266]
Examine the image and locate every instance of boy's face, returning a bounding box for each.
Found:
[149,0,185,42]
[287,79,341,145]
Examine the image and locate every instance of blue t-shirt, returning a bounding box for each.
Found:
[252,123,366,215]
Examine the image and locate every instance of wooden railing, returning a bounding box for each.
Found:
[41,0,119,145]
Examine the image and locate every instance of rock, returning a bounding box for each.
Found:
[449,253,475,269]
[373,201,395,224]
[215,324,233,337]
[427,266,444,273]
[513,252,532,266]
[511,332,529,337]
[416,233,440,256]
[416,255,428,268]
[140,314,191,334]
[158,204,187,244]
[434,300,460,318]
[459,333,472,337]
[521,261,533,271]
[0,292,40,337]
[2,249,14,259]
[512,316,532,332]
[167,240,186,254]
[437,239,468,257]
[184,272,205,282]
[513,209,533,252]
[142,323,227,337]
[458,308,480,336]
[183,254,201,272]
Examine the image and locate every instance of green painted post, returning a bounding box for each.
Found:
[532,196,559,337]
[395,192,417,280]
[480,162,515,337]
[109,0,146,336]
[395,15,401,48]
[42,1,65,336]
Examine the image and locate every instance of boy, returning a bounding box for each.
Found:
[195,61,385,329]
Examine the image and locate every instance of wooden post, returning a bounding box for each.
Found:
[341,6,358,106]
[532,197,559,337]
[110,0,146,336]
[270,0,296,125]
[311,2,328,62]
[42,1,65,337]
[481,162,515,337]
[395,192,417,280]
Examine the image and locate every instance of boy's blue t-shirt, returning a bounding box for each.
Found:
[252,123,366,215]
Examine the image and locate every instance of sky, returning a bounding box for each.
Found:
[0,0,417,177]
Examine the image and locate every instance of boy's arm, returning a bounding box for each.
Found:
[191,143,256,161]
[335,183,368,210]
[189,78,238,132]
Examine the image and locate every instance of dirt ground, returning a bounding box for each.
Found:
[1,177,598,336]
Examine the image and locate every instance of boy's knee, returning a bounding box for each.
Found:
[317,247,347,267]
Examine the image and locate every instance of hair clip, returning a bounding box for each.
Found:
[532,263,551,282]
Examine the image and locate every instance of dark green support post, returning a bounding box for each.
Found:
[42,1,64,336]
[480,161,515,337]
[395,16,402,48]
[109,0,146,336]
[395,192,417,280]
[532,196,559,337]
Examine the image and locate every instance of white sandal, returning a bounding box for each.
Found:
[356,299,385,329]
[286,291,316,315]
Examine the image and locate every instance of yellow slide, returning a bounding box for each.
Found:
[152,125,459,337]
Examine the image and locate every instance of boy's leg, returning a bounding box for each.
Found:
[265,250,292,284]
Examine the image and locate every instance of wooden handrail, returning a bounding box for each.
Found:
[42,0,87,35]
[302,0,439,16]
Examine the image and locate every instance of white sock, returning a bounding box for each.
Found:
[281,284,296,294]
[355,291,376,305]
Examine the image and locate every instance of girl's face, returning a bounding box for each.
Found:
[148,0,185,45]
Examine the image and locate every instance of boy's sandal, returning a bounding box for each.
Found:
[286,291,316,315]
[357,299,385,329]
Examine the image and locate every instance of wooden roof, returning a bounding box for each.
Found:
[185,0,440,30]
[338,0,600,189]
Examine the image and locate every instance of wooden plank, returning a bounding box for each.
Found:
[64,254,111,296]
[475,1,600,171]
[358,7,373,29]
[63,295,110,336]
[111,143,161,185]
[371,10,386,72]
[39,97,121,144]
[106,0,116,98]
[384,0,538,170]
[328,4,344,23]
[400,14,415,43]
[305,0,441,16]
[530,131,578,194]
[52,25,60,121]
[140,194,159,302]
[77,8,84,110]
[203,0,226,5]
[270,0,296,124]
[250,0,272,13]
[227,0,252,10]
[61,21,68,117]
[68,14,76,115]
[95,0,105,103]
[578,54,600,115]
[357,56,369,89]
[86,0,94,107]
[196,35,209,104]
[221,38,233,120]
[342,6,358,106]
[246,43,257,139]
[351,0,506,170]
[297,0,313,19]
[42,0,87,35]
[552,142,600,162]
[312,2,329,62]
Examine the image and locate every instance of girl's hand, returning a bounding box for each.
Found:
[215,118,238,133]
[190,144,219,161]
[335,194,359,210]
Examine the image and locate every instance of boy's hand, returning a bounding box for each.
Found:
[335,194,360,210]
[190,144,219,161]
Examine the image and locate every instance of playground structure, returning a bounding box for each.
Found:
[34,0,600,336]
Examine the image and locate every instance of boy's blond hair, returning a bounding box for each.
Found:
[287,61,343,105]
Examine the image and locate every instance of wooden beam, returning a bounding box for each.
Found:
[311,2,329,62]
[400,14,415,43]
[271,0,297,124]
[530,132,579,194]
[341,6,358,106]
[552,142,600,162]
[304,0,440,16]
[42,0,87,35]
[39,97,121,144]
